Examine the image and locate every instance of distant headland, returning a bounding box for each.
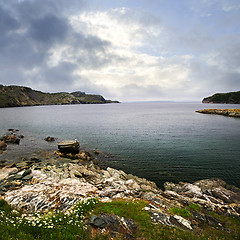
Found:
[0,85,119,108]
[202,91,240,104]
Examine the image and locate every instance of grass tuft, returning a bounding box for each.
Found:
[169,207,191,218]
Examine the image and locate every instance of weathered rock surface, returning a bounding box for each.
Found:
[161,179,240,216]
[0,150,159,211]
[58,140,80,153]
[4,177,97,211]
[0,167,18,181]
[89,214,137,239]
[196,109,240,118]
[0,146,240,234]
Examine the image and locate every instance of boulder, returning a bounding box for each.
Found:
[8,129,19,132]
[1,134,20,144]
[44,136,56,142]
[58,140,80,153]
[0,141,7,151]
[89,214,137,239]
[75,150,91,160]
[0,167,18,180]
[16,161,29,169]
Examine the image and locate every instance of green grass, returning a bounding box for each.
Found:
[169,207,191,218]
[0,198,97,240]
[0,199,12,214]
[187,203,202,211]
[0,198,240,239]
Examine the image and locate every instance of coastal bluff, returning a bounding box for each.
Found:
[0,85,119,108]
[202,91,240,104]
[196,108,240,118]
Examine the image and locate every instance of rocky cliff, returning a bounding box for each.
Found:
[202,91,240,104]
[0,85,119,108]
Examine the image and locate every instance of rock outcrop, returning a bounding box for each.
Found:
[0,135,240,236]
[58,140,80,153]
[196,109,240,118]
[89,214,137,239]
[0,129,25,154]
[0,148,239,234]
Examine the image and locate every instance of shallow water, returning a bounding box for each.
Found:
[0,102,240,188]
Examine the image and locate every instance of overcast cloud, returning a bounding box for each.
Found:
[0,0,239,101]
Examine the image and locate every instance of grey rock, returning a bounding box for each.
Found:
[5,163,16,168]
[90,215,106,228]
[22,169,32,178]
[191,211,206,223]
[13,174,23,180]
[58,140,80,153]
[44,136,56,142]
[150,211,173,226]
[1,134,20,144]
[89,214,137,239]
[13,169,31,180]
[140,191,157,200]
[205,214,223,228]
[76,151,91,160]
[16,162,29,168]
[30,157,41,163]
[22,175,33,181]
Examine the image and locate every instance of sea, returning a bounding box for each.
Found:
[0,102,240,189]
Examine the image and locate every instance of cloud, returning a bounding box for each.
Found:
[0,0,114,92]
[28,15,69,44]
[188,0,240,13]
[0,0,239,101]
[0,5,19,35]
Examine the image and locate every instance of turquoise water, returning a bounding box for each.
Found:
[0,102,240,188]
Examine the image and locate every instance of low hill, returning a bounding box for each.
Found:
[202,91,240,104]
[0,85,119,108]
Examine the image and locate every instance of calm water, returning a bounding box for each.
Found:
[0,102,240,188]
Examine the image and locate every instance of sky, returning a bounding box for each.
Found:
[0,0,240,102]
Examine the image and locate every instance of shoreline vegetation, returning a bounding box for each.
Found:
[196,109,240,118]
[202,91,240,104]
[0,85,119,108]
[0,130,240,239]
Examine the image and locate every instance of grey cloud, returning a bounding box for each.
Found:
[2,0,86,20]
[28,62,78,92]
[0,0,239,101]
[0,0,115,93]
[0,5,19,35]
[44,62,77,84]
[28,15,69,44]
[218,38,240,70]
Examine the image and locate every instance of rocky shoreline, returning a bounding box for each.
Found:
[1,131,240,236]
[196,108,240,118]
